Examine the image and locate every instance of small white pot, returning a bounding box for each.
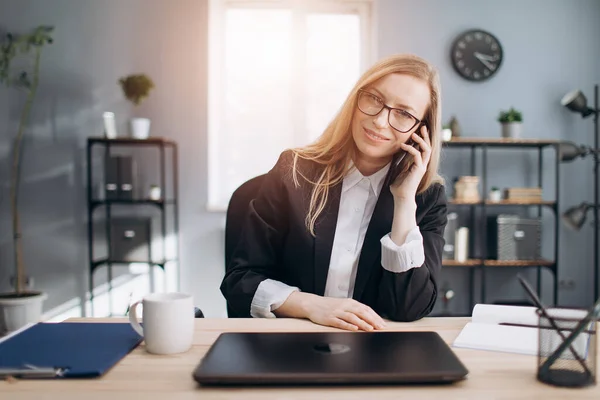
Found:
[489,190,502,202]
[0,292,47,334]
[501,122,522,139]
[149,185,161,200]
[130,118,151,139]
[442,128,453,142]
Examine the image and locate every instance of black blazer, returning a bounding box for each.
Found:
[220,150,448,321]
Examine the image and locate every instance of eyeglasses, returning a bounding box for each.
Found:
[357,89,421,133]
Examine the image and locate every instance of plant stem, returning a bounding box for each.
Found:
[11,46,41,295]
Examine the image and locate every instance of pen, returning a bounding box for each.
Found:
[0,366,64,379]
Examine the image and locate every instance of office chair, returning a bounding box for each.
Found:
[224,174,266,317]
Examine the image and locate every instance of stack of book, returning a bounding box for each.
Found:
[504,187,542,203]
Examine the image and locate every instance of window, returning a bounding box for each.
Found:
[208,0,374,210]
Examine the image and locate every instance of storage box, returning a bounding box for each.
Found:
[109,217,152,262]
[118,156,136,200]
[104,156,120,200]
[487,214,541,260]
[103,156,137,201]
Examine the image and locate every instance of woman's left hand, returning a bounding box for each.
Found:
[390,124,432,201]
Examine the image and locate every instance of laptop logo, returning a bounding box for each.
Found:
[313,343,351,355]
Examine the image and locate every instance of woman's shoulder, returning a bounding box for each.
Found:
[271,149,295,171]
[417,181,447,207]
[269,149,321,183]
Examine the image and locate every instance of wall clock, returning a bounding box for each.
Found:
[451,29,503,82]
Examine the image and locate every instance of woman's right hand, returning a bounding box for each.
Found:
[275,292,387,331]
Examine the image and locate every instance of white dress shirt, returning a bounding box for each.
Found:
[250,163,426,318]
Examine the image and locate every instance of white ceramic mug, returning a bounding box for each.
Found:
[128,292,194,355]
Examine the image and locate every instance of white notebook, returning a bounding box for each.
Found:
[452,304,591,357]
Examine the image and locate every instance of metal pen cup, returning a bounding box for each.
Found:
[537,308,597,388]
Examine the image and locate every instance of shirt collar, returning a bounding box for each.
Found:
[342,160,391,196]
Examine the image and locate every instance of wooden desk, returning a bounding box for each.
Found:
[1,317,598,399]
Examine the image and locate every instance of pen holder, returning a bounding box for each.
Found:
[537,308,597,388]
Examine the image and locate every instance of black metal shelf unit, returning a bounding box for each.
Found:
[442,138,560,311]
[86,137,179,316]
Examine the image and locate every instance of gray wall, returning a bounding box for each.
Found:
[0,0,599,318]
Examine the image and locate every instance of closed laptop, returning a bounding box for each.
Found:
[193,331,469,385]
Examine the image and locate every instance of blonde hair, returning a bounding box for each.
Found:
[292,53,444,235]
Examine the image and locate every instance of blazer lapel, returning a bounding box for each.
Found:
[313,182,342,296]
[352,183,394,301]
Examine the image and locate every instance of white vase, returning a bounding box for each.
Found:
[0,291,47,334]
[501,122,522,139]
[130,118,151,139]
[454,227,469,262]
[103,111,118,139]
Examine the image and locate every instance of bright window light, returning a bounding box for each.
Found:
[208,0,373,210]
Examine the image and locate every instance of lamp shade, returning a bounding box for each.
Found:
[561,90,596,117]
[562,202,591,231]
[558,141,589,162]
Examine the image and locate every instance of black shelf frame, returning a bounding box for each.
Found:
[90,199,176,208]
[442,138,560,311]
[86,137,179,316]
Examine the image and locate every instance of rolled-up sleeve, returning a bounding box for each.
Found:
[380,226,425,273]
[250,279,300,318]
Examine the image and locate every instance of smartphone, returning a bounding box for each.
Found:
[389,122,427,182]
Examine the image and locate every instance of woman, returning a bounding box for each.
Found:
[221,53,447,331]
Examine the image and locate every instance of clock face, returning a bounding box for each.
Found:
[451,29,503,82]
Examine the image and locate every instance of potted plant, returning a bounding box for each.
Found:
[498,107,523,138]
[0,26,54,333]
[119,74,155,139]
[489,186,502,202]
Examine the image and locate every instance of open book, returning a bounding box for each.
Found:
[453,304,592,357]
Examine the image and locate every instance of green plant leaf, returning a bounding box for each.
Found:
[0,25,54,90]
[497,107,523,123]
[119,74,155,106]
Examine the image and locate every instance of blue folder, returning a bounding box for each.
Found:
[0,322,143,378]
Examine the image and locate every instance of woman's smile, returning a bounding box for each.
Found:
[363,127,390,142]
